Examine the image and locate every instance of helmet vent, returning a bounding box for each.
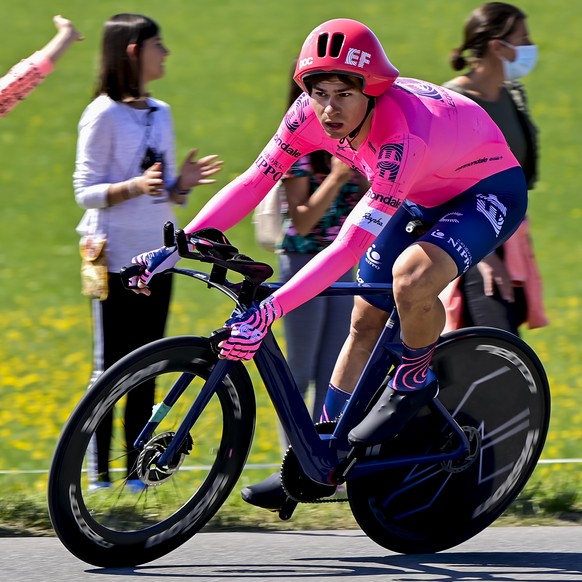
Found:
[317,33,329,57]
[317,32,345,58]
[330,33,345,58]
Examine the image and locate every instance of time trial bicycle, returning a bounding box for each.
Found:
[47,224,550,567]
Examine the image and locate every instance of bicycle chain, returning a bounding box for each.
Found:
[302,495,349,504]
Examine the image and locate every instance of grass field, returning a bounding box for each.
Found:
[0,0,581,522]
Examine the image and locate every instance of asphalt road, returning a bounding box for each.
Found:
[3,527,581,581]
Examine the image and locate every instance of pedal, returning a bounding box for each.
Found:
[278,497,298,520]
[333,447,361,483]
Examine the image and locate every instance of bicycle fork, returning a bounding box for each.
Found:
[133,359,235,469]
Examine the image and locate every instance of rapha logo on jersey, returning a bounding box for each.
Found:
[440,212,463,223]
[255,154,284,182]
[476,193,506,237]
[364,244,382,270]
[273,134,301,158]
[396,79,443,101]
[366,191,401,209]
[346,48,372,68]
[350,208,390,236]
[377,143,404,181]
[447,237,472,272]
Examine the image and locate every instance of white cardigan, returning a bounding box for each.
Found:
[74,95,181,272]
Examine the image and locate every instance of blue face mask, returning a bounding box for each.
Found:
[500,42,538,81]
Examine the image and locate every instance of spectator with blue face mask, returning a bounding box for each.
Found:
[440,2,548,336]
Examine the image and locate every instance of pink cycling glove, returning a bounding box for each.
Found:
[220,296,284,361]
[131,245,180,286]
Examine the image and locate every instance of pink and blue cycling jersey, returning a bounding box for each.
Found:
[185,78,521,315]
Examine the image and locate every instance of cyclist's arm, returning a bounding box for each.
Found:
[270,194,390,314]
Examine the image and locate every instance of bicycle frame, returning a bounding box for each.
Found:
[142,269,470,486]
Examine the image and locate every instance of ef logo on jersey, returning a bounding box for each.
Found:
[346,48,371,68]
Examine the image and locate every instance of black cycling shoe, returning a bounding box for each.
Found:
[241,472,288,511]
[348,379,439,446]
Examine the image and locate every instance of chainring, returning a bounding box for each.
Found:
[281,421,338,503]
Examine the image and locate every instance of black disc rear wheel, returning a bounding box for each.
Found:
[347,327,550,554]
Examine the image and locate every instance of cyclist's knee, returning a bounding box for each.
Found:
[392,243,456,309]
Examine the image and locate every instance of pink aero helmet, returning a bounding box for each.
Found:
[293,19,399,97]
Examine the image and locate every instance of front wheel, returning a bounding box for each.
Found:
[347,327,550,554]
[48,336,255,567]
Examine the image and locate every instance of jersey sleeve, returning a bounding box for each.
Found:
[270,190,390,313]
[0,52,53,118]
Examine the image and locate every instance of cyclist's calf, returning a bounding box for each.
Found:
[330,297,388,393]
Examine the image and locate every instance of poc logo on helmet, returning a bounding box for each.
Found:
[346,48,371,68]
[299,57,313,68]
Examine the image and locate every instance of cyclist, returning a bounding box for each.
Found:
[133,19,527,509]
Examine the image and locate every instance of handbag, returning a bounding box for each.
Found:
[252,180,286,252]
[79,233,108,300]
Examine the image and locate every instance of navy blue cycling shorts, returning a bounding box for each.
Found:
[357,167,528,312]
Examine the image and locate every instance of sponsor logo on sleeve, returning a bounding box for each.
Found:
[376,143,404,182]
[347,208,391,236]
[396,79,444,101]
[254,154,284,182]
[366,190,402,209]
[283,94,309,134]
[272,134,302,158]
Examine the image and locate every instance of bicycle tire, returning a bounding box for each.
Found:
[48,335,255,567]
[347,326,550,554]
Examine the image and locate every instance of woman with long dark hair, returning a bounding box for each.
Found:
[74,14,222,491]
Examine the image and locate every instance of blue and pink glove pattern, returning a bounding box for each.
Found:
[219,296,284,361]
[131,245,179,286]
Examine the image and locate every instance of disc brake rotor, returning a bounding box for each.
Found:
[441,425,481,474]
[136,431,193,486]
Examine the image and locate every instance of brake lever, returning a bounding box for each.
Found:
[209,326,231,354]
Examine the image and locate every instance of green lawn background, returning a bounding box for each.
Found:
[1,0,581,496]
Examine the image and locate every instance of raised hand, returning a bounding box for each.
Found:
[177,149,224,190]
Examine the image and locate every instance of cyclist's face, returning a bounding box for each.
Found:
[310,78,370,144]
